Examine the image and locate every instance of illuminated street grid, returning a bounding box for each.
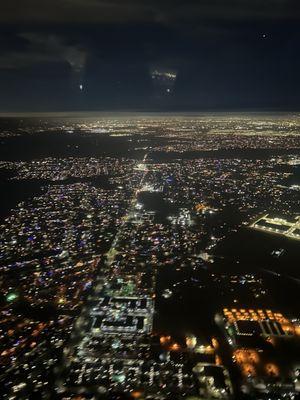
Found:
[0,117,299,399]
[1,157,137,182]
[0,160,144,398]
[2,154,300,218]
[60,160,216,399]
[3,115,300,152]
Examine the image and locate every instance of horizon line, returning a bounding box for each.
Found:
[1,109,300,118]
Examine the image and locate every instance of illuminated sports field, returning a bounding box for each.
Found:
[251,214,300,241]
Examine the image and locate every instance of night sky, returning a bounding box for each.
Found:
[1,0,300,112]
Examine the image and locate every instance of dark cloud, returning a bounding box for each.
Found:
[1,0,299,25]
[0,0,300,111]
